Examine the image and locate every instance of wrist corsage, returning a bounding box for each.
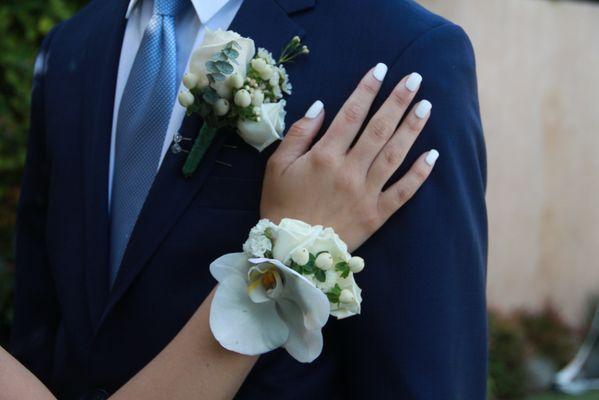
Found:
[209,219,364,362]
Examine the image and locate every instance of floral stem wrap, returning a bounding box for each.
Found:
[182,123,218,177]
[209,219,365,362]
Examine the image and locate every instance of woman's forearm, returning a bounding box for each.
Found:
[1,288,256,400]
[111,288,258,400]
[0,346,55,400]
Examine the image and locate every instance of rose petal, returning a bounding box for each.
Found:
[209,253,249,283]
[271,224,323,264]
[210,275,289,355]
[277,298,324,363]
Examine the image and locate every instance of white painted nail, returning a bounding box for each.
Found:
[405,72,422,92]
[425,149,439,166]
[415,100,432,119]
[305,100,323,119]
[373,63,388,81]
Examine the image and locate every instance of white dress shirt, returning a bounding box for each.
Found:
[108,0,244,203]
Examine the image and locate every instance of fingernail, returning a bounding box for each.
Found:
[305,100,323,119]
[373,63,388,81]
[426,149,439,166]
[415,100,432,119]
[405,72,422,92]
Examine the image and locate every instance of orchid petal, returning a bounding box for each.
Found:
[277,298,324,363]
[210,275,288,355]
[209,253,249,283]
[251,258,329,331]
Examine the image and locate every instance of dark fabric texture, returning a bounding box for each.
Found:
[10,0,488,398]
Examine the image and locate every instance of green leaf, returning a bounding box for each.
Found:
[335,261,350,278]
[315,269,326,283]
[326,284,342,303]
[215,61,234,75]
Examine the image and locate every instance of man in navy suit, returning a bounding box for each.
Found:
[11,0,487,398]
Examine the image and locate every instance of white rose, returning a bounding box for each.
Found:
[237,100,286,152]
[309,227,351,262]
[270,218,323,263]
[189,29,255,99]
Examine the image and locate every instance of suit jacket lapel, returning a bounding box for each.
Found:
[82,0,129,327]
[99,0,311,327]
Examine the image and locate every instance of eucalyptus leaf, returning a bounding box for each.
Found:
[215,61,234,75]
[205,60,219,74]
[223,48,239,59]
[211,72,226,81]
[228,40,242,50]
[210,52,227,61]
[202,88,219,105]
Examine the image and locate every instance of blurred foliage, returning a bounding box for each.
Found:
[0,0,88,346]
[488,306,582,400]
[517,306,578,369]
[489,312,529,400]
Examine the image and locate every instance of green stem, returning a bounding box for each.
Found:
[182,123,218,178]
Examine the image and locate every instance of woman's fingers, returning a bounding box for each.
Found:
[366,99,432,190]
[316,63,387,153]
[377,150,439,220]
[349,72,422,169]
[269,100,325,172]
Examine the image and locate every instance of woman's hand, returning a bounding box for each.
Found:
[261,64,438,251]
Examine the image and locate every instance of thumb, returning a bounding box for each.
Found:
[271,100,324,169]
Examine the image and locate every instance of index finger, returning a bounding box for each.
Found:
[315,63,388,153]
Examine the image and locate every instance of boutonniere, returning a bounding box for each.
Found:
[176,29,309,177]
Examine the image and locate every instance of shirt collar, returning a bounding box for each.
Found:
[126,0,233,23]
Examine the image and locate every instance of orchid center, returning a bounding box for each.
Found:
[247,264,284,301]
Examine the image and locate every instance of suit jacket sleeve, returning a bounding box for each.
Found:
[338,23,488,399]
[10,26,62,384]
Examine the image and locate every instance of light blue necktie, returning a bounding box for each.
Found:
[110,0,189,285]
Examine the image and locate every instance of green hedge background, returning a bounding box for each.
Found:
[0,0,88,345]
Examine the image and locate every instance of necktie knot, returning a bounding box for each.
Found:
[154,0,189,16]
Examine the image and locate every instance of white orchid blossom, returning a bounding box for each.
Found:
[210,254,330,362]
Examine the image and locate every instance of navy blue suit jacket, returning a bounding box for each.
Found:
[11,0,488,398]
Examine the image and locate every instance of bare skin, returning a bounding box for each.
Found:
[0,66,435,400]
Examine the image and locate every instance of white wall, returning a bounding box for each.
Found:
[418,0,599,325]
